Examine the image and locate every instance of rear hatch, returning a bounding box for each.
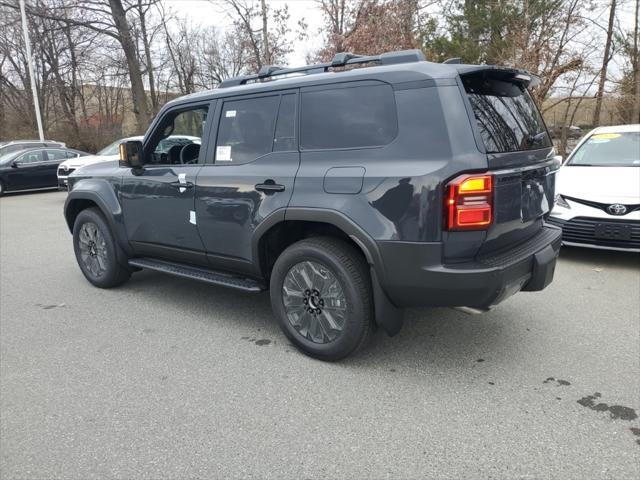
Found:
[458,68,559,254]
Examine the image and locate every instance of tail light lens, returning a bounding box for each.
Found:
[445,174,493,230]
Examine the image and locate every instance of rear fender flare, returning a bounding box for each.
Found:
[252,207,403,336]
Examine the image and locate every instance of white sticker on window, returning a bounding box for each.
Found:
[216,145,232,162]
[189,210,197,225]
[225,110,236,118]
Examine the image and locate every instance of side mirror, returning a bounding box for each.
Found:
[119,141,144,171]
[10,161,19,168]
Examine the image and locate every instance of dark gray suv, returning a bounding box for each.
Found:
[64,50,561,360]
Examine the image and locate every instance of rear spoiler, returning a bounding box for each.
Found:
[454,65,541,88]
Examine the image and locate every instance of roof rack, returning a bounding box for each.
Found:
[218,49,426,89]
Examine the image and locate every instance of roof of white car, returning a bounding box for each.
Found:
[590,124,639,134]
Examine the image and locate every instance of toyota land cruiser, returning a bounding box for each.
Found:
[64,50,561,361]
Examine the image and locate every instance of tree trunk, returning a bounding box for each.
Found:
[633,0,640,123]
[261,0,270,65]
[592,0,616,126]
[108,0,150,133]
[138,0,157,112]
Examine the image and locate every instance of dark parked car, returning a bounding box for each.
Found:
[64,50,561,360]
[0,140,65,157]
[0,147,87,195]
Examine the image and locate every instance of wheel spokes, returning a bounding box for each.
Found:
[282,260,347,345]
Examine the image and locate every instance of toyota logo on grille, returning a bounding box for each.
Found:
[607,204,627,216]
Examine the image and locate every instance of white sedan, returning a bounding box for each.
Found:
[548,124,639,252]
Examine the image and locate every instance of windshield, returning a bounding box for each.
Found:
[97,139,124,156]
[568,132,640,167]
[463,75,552,153]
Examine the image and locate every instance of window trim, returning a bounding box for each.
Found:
[299,80,399,152]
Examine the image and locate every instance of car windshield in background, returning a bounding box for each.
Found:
[463,75,551,153]
[97,140,123,156]
[568,131,640,167]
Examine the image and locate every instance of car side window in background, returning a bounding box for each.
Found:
[148,107,208,165]
[18,151,44,164]
[65,151,79,159]
[300,83,398,150]
[273,94,296,152]
[215,95,279,164]
[45,150,69,161]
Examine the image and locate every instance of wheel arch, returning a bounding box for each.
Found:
[253,208,403,336]
[64,179,132,255]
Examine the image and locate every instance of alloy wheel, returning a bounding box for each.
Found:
[78,222,108,277]
[282,260,347,344]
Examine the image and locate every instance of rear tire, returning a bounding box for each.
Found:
[73,208,131,288]
[270,236,373,361]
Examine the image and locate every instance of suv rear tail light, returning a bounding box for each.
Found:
[445,174,493,230]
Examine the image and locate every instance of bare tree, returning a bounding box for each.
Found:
[592,0,617,126]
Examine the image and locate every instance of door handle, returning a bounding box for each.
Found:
[169,181,194,189]
[255,180,285,193]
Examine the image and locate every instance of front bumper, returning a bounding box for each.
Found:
[549,200,640,252]
[377,225,562,309]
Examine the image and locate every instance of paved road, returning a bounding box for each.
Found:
[1,190,639,479]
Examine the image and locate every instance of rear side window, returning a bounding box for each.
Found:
[45,150,68,161]
[300,84,398,150]
[273,94,296,152]
[463,75,551,153]
[215,95,279,164]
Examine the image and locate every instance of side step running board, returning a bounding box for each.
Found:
[128,257,265,292]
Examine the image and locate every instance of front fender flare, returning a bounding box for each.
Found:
[64,179,132,256]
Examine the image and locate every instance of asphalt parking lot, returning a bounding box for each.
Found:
[1,190,639,479]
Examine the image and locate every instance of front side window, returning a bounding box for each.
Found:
[148,106,208,165]
[18,151,44,164]
[568,131,640,167]
[300,83,398,150]
[215,95,280,165]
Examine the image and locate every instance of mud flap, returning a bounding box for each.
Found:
[522,244,557,292]
[371,268,404,336]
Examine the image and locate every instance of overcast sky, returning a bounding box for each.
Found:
[165,0,323,66]
[165,0,635,78]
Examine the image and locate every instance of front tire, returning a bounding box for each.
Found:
[270,237,373,361]
[73,208,131,288]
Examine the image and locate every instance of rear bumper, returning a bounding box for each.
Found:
[377,225,562,309]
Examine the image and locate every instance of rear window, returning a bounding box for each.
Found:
[463,75,551,153]
[301,83,397,150]
[568,132,640,167]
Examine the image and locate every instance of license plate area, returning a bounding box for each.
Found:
[595,223,632,240]
[520,174,552,222]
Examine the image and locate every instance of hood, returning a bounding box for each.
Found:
[557,166,640,203]
[60,154,119,169]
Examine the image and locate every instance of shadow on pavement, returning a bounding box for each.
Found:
[124,269,516,371]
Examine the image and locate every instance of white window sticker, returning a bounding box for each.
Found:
[225,110,236,118]
[216,145,232,162]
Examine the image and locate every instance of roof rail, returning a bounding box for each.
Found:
[218,49,426,89]
[443,57,462,64]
